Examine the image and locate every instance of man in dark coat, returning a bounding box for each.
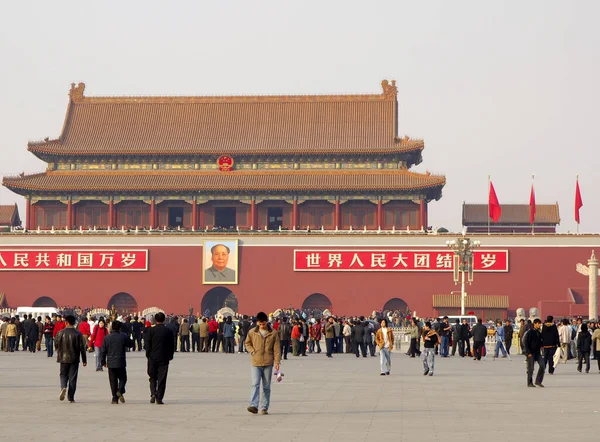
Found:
[457,319,471,357]
[471,318,487,361]
[55,315,87,403]
[166,317,179,353]
[523,318,545,387]
[352,320,367,358]
[541,315,560,374]
[146,312,175,405]
[503,320,514,355]
[451,319,460,356]
[120,317,132,351]
[27,314,39,353]
[131,317,144,351]
[238,315,251,353]
[101,320,134,404]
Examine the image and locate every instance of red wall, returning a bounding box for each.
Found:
[0,244,596,318]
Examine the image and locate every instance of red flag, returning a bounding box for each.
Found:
[488,181,502,223]
[529,183,536,224]
[575,180,583,224]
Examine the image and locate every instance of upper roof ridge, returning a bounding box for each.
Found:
[68,80,398,104]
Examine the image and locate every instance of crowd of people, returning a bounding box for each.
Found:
[2,308,600,409]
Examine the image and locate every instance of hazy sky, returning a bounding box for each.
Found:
[1,1,598,232]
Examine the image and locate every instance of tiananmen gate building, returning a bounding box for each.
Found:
[1,81,598,320]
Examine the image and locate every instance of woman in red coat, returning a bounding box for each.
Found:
[78,317,91,352]
[90,318,109,371]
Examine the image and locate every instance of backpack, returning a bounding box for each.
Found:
[571,326,577,340]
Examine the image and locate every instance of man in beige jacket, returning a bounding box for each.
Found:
[245,312,281,415]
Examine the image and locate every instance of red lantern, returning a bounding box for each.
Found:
[467,311,475,316]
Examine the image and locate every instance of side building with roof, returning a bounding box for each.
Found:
[3,80,445,232]
[0,204,21,230]
[462,203,560,234]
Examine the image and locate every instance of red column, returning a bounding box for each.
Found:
[377,200,383,229]
[419,199,427,230]
[150,200,156,229]
[192,200,198,229]
[334,199,341,229]
[26,198,31,230]
[31,202,36,230]
[250,199,256,229]
[108,200,114,228]
[198,204,204,230]
[67,199,73,228]
[292,199,298,229]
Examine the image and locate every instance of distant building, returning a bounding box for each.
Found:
[462,203,560,233]
[0,204,21,229]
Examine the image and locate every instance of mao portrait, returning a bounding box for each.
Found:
[203,240,238,285]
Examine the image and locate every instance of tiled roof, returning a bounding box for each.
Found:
[432,294,509,309]
[2,170,446,194]
[28,81,425,158]
[462,203,560,225]
[0,204,19,226]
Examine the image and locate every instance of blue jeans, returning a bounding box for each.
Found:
[380,348,391,373]
[94,346,102,370]
[46,336,54,357]
[440,336,450,356]
[494,341,507,357]
[250,365,273,411]
[337,336,344,353]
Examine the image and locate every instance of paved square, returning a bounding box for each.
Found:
[0,348,597,441]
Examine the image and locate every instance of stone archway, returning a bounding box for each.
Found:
[201,287,238,316]
[32,296,58,308]
[302,293,332,311]
[383,297,409,313]
[107,292,139,316]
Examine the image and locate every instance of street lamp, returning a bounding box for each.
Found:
[446,236,481,315]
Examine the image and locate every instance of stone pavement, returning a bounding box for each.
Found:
[0,348,598,441]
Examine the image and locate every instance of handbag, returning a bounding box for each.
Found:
[299,335,305,343]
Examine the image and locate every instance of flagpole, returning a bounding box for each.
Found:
[531,174,535,235]
[576,174,579,234]
[488,175,491,236]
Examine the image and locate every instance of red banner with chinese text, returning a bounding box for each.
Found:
[294,250,508,272]
[0,249,148,271]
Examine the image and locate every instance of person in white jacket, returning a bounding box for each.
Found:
[558,319,571,364]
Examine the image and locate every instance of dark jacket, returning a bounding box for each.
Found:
[577,332,592,353]
[27,320,39,339]
[439,321,452,337]
[120,321,131,338]
[352,324,365,343]
[471,324,487,342]
[166,321,178,339]
[541,323,560,347]
[22,319,33,336]
[503,325,514,341]
[55,326,88,364]
[522,328,542,356]
[240,320,251,336]
[131,321,144,337]
[146,324,175,363]
[101,330,134,368]
[278,322,292,340]
[458,324,471,340]
[451,324,460,339]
